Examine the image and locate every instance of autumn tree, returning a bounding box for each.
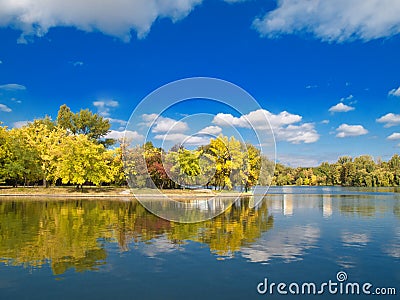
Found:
[56,104,113,146]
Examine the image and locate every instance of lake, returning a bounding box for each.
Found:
[0,187,399,299]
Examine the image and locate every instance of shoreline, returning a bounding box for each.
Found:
[0,187,250,199]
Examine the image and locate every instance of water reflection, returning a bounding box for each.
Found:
[241,224,320,263]
[0,198,273,274]
[341,231,370,248]
[0,188,399,278]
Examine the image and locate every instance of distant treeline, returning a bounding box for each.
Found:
[273,154,400,187]
[0,104,399,189]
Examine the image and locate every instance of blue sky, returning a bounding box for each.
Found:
[0,0,400,166]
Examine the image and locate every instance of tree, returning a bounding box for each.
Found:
[23,121,66,187]
[56,104,113,146]
[1,128,42,186]
[56,134,111,188]
[207,135,243,190]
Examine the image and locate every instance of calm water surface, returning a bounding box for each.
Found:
[0,187,399,299]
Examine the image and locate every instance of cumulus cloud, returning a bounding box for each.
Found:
[253,0,400,42]
[387,133,400,140]
[389,86,400,97]
[154,125,221,147]
[106,118,127,126]
[13,120,30,128]
[197,125,222,136]
[142,113,189,134]
[0,104,12,112]
[105,130,143,141]
[376,113,400,128]
[329,102,355,113]
[0,83,26,91]
[336,124,368,138]
[213,109,319,144]
[154,133,210,146]
[0,0,202,42]
[93,99,119,117]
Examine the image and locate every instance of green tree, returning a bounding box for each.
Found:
[56,134,111,188]
[23,121,66,187]
[56,104,113,146]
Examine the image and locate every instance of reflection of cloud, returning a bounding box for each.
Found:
[139,236,179,257]
[384,228,400,259]
[336,256,357,269]
[341,231,369,247]
[241,225,320,263]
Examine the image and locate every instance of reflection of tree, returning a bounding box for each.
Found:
[167,199,274,257]
[0,198,273,274]
[338,198,378,217]
[394,203,400,219]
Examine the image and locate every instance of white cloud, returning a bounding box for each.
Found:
[71,61,84,67]
[13,120,30,128]
[253,0,400,42]
[105,130,143,141]
[106,118,127,126]
[154,133,210,146]
[93,100,119,117]
[388,86,400,97]
[305,84,318,89]
[275,123,319,144]
[336,124,368,138]
[0,83,26,91]
[277,154,320,167]
[212,109,319,144]
[11,97,22,104]
[329,102,355,113]
[197,125,222,136]
[0,0,202,42]
[321,120,330,124]
[0,104,12,112]
[387,133,400,140]
[142,114,189,134]
[340,94,354,102]
[376,113,400,128]
[154,125,222,147]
